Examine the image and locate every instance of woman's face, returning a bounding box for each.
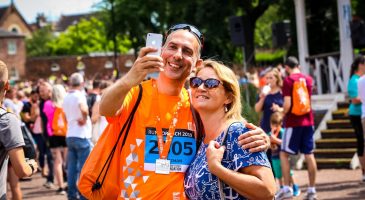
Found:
[360,62,365,75]
[190,67,230,113]
[265,71,277,87]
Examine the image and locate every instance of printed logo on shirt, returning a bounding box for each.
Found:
[144,127,196,172]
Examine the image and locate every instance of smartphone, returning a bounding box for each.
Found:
[146,33,163,56]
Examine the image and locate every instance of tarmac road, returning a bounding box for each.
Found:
[7,169,365,199]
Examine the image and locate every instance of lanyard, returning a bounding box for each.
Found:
[152,80,183,159]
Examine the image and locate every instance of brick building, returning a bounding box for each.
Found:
[0,3,32,37]
[0,3,32,80]
[0,29,25,80]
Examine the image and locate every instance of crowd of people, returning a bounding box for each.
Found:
[0,71,113,199]
[0,22,364,200]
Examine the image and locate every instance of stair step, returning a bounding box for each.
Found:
[332,109,349,120]
[321,129,355,139]
[327,119,352,129]
[315,158,351,169]
[316,138,357,148]
[337,102,350,109]
[314,148,356,158]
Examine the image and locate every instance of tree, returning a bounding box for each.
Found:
[26,25,55,57]
[47,17,131,56]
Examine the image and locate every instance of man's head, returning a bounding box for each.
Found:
[39,82,52,100]
[159,24,203,83]
[284,56,299,75]
[69,72,84,88]
[0,60,9,101]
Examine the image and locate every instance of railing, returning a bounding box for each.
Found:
[306,52,347,95]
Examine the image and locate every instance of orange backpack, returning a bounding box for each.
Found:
[291,77,311,115]
[52,107,67,136]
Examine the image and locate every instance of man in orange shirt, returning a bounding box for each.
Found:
[98,24,269,199]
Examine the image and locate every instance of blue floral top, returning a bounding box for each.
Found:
[184,122,271,200]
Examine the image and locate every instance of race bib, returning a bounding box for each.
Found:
[144,127,196,172]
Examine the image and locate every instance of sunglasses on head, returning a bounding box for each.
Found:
[189,77,221,89]
[166,24,204,48]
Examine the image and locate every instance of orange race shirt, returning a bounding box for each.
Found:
[108,80,196,200]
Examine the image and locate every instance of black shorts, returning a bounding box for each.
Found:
[49,136,67,148]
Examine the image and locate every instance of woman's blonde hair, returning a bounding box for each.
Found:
[268,67,283,88]
[52,84,66,107]
[195,59,243,121]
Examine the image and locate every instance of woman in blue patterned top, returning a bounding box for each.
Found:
[184,60,276,199]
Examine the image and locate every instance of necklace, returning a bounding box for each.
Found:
[152,80,184,174]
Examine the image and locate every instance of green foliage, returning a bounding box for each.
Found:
[241,83,260,125]
[256,49,286,63]
[26,25,55,56]
[103,0,277,63]
[352,0,365,19]
[47,17,131,56]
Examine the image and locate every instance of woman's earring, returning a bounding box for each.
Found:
[224,105,228,113]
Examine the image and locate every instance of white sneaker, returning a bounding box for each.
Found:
[303,191,318,200]
[275,188,293,200]
[43,181,55,189]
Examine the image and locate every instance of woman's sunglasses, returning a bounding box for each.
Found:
[189,77,221,89]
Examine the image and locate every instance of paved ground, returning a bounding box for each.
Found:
[7,169,365,199]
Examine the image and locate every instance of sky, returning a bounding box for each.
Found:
[0,0,102,23]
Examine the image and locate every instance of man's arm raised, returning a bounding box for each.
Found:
[99,47,163,117]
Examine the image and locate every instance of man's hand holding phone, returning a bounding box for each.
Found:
[118,33,164,89]
[146,33,163,56]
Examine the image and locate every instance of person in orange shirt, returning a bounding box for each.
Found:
[96,24,270,199]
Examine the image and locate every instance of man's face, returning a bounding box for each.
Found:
[39,85,51,100]
[30,93,39,103]
[160,30,202,83]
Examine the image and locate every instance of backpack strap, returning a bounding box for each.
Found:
[92,84,143,192]
[0,108,8,118]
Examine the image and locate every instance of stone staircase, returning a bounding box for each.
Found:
[314,102,357,169]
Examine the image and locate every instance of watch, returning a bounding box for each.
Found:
[28,163,35,175]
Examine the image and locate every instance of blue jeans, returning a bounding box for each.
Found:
[66,137,92,200]
[33,134,54,182]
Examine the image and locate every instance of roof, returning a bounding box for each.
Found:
[55,13,96,32]
[0,4,33,34]
[0,28,24,38]
[0,6,8,18]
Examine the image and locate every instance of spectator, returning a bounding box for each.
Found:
[90,80,111,144]
[0,60,38,200]
[268,112,300,197]
[358,65,365,181]
[43,84,68,195]
[348,56,365,181]
[39,82,55,188]
[63,73,92,200]
[86,80,101,118]
[255,67,284,165]
[276,56,317,200]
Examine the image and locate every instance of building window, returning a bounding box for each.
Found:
[8,24,21,34]
[9,67,19,81]
[51,63,60,72]
[11,27,19,33]
[7,41,17,55]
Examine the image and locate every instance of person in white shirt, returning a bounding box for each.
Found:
[62,72,92,200]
